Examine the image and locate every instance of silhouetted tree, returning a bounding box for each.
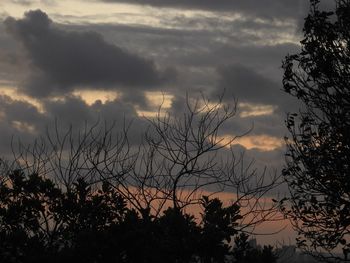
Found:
[10,96,280,230]
[232,233,251,262]
[281,0,350,261]
[231,233,277,263]
[1,96,281,262]
[199,196,241,263]
[0,169,130,262]
[0,168,276,262]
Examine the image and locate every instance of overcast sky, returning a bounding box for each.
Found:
[0,0,326,245]
[0,0,310,161]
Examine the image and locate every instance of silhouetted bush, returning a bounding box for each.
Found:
[0,170,277,262]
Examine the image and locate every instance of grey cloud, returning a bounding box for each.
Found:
[216,64,281,104]
[0,3,305,163]
[214,64,299,112]
[81,21,299,82]
[174,43,300,82]
[44,97,94,126]
[208,63,300,142]
[43,95,139,128]
[4,10,172,98]
[0,95,47,158]
[168,91,287,144]
[167,94,286,182]
[8,0,32,5]
[55,14,299,83]
[42,96,144,146]
[100,0,308,20]
[0,23,26,85]
[0,93,146,158]
[220,112,287,139]
[78,22,299,103]
[0,95,44,128]
[1,98,41,125]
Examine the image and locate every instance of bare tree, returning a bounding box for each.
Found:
[9,95,281,233]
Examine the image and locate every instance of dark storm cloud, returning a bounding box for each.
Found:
[78,19,299,80]
[3,10,171,98]
[43,95,139,128]
[0,23,25,85]
[212,44,300,71]
[168,91,287,141]
[216,64,280,104]
[42,95,145,146]
[0,93,145,158]
[100,0,307,20]
[0,1,304,164]
[221,111,287,138]
[209,63,300,142]
[0,49,18,85]
[214,64,298,110]
[0,95,46,157]
[74,21,299,105]
[0,95,43,128]
[172,43,300,87]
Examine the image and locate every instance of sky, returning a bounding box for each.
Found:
[0,0,322,244]
[0,0,308,159]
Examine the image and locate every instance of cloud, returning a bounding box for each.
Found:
[0,94,47,157]
[218,134,283,152]
[4,10,172,98]
[9,0,33,5]
[0,92,147,158]
[216,64,281,104]
[0,3,303,166]
[100,0,308,20]
[79,22,299,95]
[207,63,302,147]
[213,64,300,113]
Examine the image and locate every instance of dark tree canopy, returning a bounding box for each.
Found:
[0,167,278,263]
[281,0,350,261]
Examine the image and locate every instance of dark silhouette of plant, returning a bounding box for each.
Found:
[0,169,129,262]
[281,0,350,261]
[199,196,241,263]
[231,233,277,263]
[9,96,280,230]
[1,96,281,262]
[0,168,277,262]
[232,233,252,262]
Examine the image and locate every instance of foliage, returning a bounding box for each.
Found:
[231,233,277,263]
[0,169,277,262]
[281,0,350,260]
[0,170,128,262]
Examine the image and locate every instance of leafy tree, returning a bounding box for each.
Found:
[232,233,252,262]
[199,196,241,263]
[231,233,277,263]
[0,168,273,262]
[0,170,129,262]
[281,0,350,260]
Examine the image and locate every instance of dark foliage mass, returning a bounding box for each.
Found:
[281,0,350,261]
[0,170,277,263]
